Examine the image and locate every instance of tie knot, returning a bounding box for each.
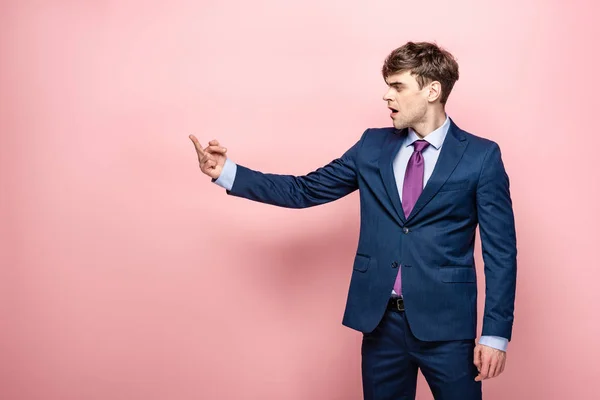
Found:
[412,140,430,153]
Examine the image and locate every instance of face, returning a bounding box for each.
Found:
[383,70,431,130]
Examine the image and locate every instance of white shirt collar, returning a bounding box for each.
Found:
[404,115,450,150]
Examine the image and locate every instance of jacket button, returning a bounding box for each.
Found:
[403,227,409,234]
[391,261,399,269]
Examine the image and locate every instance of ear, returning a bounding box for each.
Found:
[427,81,442,103]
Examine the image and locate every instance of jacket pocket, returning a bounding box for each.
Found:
[353,254,372,272]
[439,266,476,282]
[438,180,469,192]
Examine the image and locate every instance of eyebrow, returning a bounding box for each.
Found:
[387,81,404,87]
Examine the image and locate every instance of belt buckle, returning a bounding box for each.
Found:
[396,298,404,311]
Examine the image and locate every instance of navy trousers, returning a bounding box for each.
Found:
[361,308,482,400]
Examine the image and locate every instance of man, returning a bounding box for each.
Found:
[190,41,517,400]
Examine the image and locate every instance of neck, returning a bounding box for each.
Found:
[411,111,447,139]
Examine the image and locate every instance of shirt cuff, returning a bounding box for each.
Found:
[478,335,508,352]
[213,158,237,191]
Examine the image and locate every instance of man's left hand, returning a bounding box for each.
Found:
[473,343,506,381]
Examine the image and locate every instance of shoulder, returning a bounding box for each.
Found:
[454,124,506,170]
[362,126,397,138]
[360,126,400,145]
[453,122,501,155]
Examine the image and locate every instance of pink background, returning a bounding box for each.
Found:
[1,1,598,399]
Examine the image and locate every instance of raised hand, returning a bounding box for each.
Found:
[189,135,228,180]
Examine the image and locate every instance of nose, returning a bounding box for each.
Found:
[383,88,393,101]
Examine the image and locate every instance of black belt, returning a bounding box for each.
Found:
[387,297,405,312]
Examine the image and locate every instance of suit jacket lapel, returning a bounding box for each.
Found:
[405,120,468,224]
[378,129,406,226]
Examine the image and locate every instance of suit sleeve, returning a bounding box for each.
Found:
[476,142,517,341]
[225,130,367,208]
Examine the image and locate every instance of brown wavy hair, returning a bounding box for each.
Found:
[382,42,459,104]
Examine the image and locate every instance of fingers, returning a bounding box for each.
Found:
[190,135,217,171]
[189,136,226,156]
[491,353,506,378]
[189,136,225,179]
[200,152,216,167]
[474,345,489,382]
[204,159,217,169]
[204,145,227,155]
[488,357,499,378]
[474,347,506,381]
[479,351,490,380]
[474,346,483,382]
[189,135,205,157]
[473,345,482,371]
[199,155,217,176]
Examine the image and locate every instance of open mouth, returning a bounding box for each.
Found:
[389,107,398,116]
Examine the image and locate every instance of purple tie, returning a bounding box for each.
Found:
[393,140,430,296]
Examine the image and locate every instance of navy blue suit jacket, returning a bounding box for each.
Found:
[226,119,517,342]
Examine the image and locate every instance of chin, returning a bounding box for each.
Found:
[393,120,407,130]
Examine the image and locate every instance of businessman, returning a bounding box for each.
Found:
[190,41,517,400]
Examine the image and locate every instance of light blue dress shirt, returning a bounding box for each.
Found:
[213,116,508,351]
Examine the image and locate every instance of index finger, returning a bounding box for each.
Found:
[189,134,205,156]
[473,345,482,370]
[479,355,490,379]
